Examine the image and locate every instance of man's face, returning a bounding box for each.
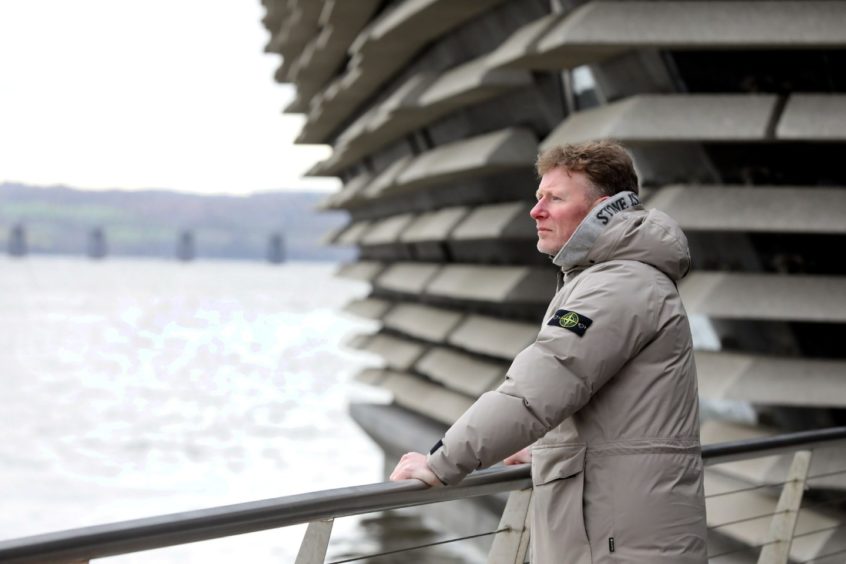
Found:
[530,167,601,255]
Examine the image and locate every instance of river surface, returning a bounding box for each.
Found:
[0,257,479,563]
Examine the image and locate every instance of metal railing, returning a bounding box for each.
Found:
[1,426,845,564]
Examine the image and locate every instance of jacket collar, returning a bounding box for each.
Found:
[551,191,642,270]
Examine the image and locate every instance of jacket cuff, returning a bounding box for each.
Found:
[427,443,469,486]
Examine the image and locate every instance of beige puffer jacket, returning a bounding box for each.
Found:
[428,191,707,563]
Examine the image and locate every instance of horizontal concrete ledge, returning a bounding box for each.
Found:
[777,94,846,141]
[356,368,473,425]
[343,297,392,321]
[512,1,846,70]
[448,314,538,360]
[542,94,778,148]
[401,207,469,243]
[334,221,371,246]
[311,57,531,176]
[374,262,442,295]
[336,261,385,282]
[356,332,427,372]
[425,264,555,304]
[650,185,846,234]
[295,0,508,144]
[697,350,846,408]
[681,271,846,322]
[391,128,538,193]
[451,201,535,240]
[383,302,464,343]
[416,346,506,397]
[360,213,416,245]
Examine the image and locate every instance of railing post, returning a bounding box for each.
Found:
[295,518,334,564]
[487,487,533,564]
[756,449,812,564]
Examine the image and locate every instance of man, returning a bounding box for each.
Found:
[390,140,707,563]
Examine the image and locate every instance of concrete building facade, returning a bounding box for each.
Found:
[262,1,846,559]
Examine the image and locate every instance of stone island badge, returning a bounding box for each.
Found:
[547,309,593,337]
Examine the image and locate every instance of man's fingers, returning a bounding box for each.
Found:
[390,451,441,486]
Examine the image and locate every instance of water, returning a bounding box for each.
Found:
[0,257,479,562]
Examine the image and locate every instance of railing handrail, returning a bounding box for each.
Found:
[2,426,845,563]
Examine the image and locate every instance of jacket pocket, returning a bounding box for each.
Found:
[531,444,586,486]
[529,444,592,563]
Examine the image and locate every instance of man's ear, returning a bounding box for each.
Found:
[591,195,609,208]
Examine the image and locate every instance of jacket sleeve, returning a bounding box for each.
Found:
[428,261,659,484]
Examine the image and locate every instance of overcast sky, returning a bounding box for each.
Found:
[0,1,337,195]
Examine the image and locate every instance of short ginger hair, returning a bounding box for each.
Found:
[536,140,639,198]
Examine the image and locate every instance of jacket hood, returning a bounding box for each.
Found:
[552,191,691,281]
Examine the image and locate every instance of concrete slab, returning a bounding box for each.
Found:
[450,201,535,240]
[649,185,846,234]
[524,2,846,70]
[374,262,441,294]
[383,302,463,343]
[336,261,385,282]
[343,297,393,321]
[777,94,846,141]
[542,94,778,149]
[426,265,554,304]
[360,213,416,245]
[394,128,537,192]
[401,207,469,243]
[448,314,537,360]
[416,347,506,397]
[680,272,846,322]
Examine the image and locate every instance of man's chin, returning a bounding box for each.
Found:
[536,242,558,255]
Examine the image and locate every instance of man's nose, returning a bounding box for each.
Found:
[530,200,546,219]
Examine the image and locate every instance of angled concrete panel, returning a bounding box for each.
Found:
[776,94,846,141]
[316,58,531,176]
[448,314,538,360]
[416,56,532,109]
[485,13,563,70]
[542,95,777,149]
[360,213,416,245]
[345,332,375,351]
[697,350,846,408]
[336,221,371,246]
[274,1,323,61]
[401,207,469,243]
[297,0,508,144]
[450,201,535,240]
[354,367,388,386]
[649,186,846,234]
[362,156,414,199]
[288,0,381,91]
[379,370,474,425]
[374,262,441,294]
[323,173,373,210]
[523,2,846,70]
[382,303,463,343]
[362,333,427,372]
[336,261,385,282]
[681,272,846,322]
[426,265,554,304]
[416,347,506,397]
[343,297,393,321]
[393,128,537,192]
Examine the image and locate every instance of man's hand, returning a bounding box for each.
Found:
[503,447,532,465]
[389,452,443,487]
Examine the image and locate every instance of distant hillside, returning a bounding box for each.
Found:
[0,183,354,262]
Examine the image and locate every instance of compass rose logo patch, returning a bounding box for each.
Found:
[547,309,593,337]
